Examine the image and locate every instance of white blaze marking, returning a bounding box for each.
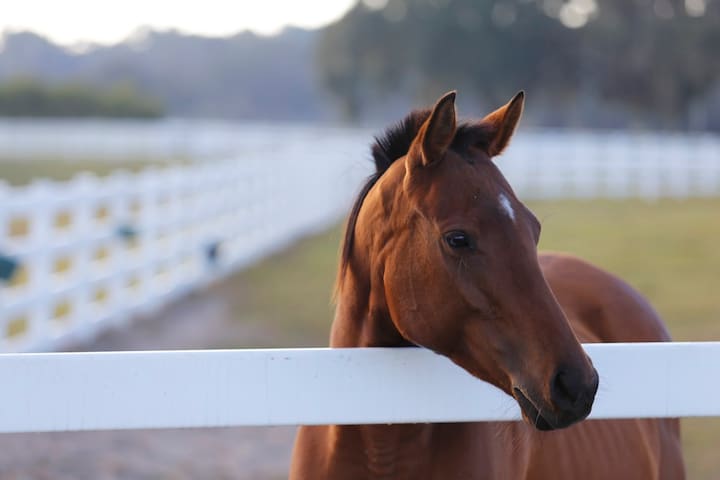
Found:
[498,193,516,222]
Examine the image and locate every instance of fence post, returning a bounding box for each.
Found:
[26,180,54,348]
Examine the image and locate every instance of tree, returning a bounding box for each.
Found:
[316,0,720,129]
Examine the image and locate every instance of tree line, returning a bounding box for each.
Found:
[0,77,164,118]
[316,0,720,130]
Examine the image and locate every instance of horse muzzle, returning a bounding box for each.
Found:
[512,365,599,431]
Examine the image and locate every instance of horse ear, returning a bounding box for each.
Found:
[481,91,524,157]
[416,91,457,166]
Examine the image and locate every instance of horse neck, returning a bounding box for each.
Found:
[330,176,433,479]
[327,215,434,478]
[330,266,411,348]
[331,167,414,348]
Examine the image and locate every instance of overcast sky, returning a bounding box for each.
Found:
[0,0,357,46]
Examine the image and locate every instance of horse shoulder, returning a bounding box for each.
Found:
[538,252,671,343]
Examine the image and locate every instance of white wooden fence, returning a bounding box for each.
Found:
[1,127,720,353]
[0,155,369,353]
[502,130,720,198]
[0,342,718,433]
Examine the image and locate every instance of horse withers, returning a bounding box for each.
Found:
[290,91,685,479]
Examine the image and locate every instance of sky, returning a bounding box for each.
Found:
[0,0,357,47]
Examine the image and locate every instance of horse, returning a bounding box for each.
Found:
[290,91,685,479]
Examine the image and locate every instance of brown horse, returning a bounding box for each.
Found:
[290,91,685,479]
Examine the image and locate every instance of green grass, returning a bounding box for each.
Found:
[211,227,343,347]
[529,198,720,342]
[215,197,720,479]
[0,156,189,186]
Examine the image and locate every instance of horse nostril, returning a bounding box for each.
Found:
[550,367,584,410]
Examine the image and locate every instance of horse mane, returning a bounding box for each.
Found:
[335,108,493,295]
[335,109,430,293]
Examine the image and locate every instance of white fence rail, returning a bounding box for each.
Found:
[0,342,718,433]
[0,149,370,352]
[503,131,720,199]
[1,126,720,353]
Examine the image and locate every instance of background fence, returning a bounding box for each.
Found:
[502,130,720,198]
[1,125,720,353]
[0,153,368,352]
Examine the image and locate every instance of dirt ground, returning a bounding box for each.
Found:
[0,289,297,480]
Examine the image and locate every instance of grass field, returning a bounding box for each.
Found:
[0,156,188,186]
[216,197,720,479]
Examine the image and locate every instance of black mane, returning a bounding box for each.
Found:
[370,109,432,174]
[337,110,430,287]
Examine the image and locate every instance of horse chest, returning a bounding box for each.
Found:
[322,423,518,480]
[352,424,435,480]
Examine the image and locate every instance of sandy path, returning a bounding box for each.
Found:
[0,289,297,480]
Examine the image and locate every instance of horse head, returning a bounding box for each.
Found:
[344,91,598,430]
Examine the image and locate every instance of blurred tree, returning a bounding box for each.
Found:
[317,0,720,129]
[0,77,164,117]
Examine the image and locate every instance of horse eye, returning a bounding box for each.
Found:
[445,231,472,249]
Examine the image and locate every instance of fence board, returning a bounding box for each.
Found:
[0,342,718,433]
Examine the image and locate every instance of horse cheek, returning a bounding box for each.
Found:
[383,240,459,351]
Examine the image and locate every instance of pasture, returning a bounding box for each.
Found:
[0,156,187,186]
[217,198,720,479]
